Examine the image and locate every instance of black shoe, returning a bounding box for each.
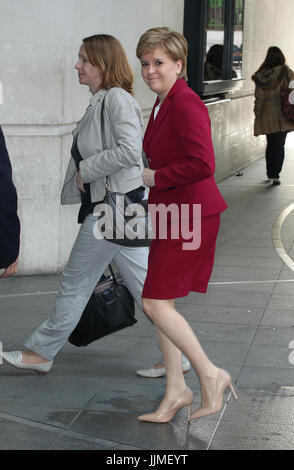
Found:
[272,178,281,186]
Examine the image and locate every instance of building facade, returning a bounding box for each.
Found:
[1,0,294,274]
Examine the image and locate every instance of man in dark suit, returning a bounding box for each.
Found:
[0,126,20,277]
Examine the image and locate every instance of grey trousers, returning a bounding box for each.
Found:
[24,214,149,360]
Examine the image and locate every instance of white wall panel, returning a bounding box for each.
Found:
[0,0,292,273]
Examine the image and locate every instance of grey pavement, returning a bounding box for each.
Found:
[1,135,294,451]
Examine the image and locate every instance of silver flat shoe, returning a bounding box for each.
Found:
[1,351,53,374]
[136,360,190,378]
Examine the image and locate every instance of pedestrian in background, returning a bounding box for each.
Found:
[0,126,20,278]
[136,27,237,423]
[252,46,294,185]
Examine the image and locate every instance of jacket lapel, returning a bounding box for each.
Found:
[144,79,188,148]
[144,100,157,145]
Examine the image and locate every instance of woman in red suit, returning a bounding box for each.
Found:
[136,27,238,423]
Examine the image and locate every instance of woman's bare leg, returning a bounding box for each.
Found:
[153,327,186,412]
[142,298,221,410]
[21,350,51,364]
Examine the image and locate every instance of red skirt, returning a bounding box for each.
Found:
[142,214,220,300]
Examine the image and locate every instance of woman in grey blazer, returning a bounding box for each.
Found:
[2,34,149,373]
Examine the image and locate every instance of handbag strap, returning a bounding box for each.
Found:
[100,94,107,150]
[100,92,148,189]
[108,263,119,285]
[142,150,149,169]
[99,95,111,191]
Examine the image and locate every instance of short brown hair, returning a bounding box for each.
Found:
[83,34,134,94]
[136,27,188,81]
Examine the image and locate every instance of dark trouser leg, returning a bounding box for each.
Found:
[266,132,287,179]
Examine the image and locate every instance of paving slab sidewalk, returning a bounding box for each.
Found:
[1,136,294,450]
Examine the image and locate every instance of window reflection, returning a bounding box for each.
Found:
[204,44,224,80]
[204,0,225,81]
[233,0,244,78]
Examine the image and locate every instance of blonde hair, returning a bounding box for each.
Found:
[83,34,134,95]
[136,27,188,81]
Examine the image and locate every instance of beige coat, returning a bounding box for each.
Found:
[252,65,294,136]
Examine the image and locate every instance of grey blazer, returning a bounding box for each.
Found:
[61,87,144,205]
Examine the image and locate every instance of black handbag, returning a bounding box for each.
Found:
[97,178,152,247]
[96,95,152,247]
[68,264,136,346]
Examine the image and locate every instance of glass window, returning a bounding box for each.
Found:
[204,0,225,82]
[232,0,244,79]
[184,0,245,98]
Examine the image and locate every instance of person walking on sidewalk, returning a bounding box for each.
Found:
[135,27,237,423]
[2,34,189,377]
[2,34,150,373]
[0,126,20,278]
[252,46,294,186]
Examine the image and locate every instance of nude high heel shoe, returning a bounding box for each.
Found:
[191,369,238,420]
[138,387,194,423]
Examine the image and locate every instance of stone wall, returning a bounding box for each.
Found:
[0,0,184,274]
[0,0,293,274]
[210,0,294,181]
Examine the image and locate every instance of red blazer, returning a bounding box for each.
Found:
[143,79,227,217]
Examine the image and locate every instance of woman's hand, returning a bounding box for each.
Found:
[1,257,19,278]
[142,168,156,188]
[76,171,86,193]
